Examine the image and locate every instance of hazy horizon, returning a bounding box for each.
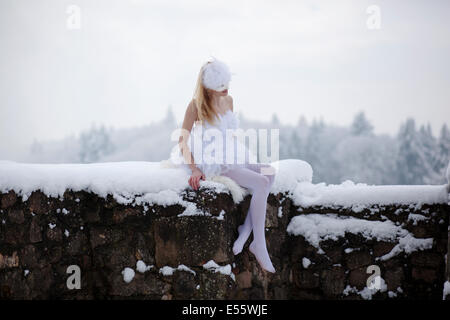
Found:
[1,0,449,160]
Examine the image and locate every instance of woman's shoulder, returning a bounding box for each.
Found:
[188,98,198,111]
[187,99,199,120]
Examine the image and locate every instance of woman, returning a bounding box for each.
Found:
[171,57,276,273]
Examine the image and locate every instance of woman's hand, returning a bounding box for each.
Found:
[189,167,205,190]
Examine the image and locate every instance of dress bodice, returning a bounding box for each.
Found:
[170,108,257,178]
[194,109,239,132]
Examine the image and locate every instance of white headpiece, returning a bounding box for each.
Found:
[201,57,231,91]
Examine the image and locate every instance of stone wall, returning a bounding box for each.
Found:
[0,187,449,300]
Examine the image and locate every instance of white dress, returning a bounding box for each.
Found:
[169,109,258,178]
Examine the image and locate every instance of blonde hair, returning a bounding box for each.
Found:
[192,61,221,126]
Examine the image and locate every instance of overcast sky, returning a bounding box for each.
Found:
[1,0,449,160]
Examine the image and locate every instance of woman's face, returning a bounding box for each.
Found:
[207,87,228,97]
[218,88,228,96]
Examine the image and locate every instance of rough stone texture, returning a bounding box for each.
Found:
[153,215,234,267]
[0,188,449,300]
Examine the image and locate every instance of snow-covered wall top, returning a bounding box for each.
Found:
[0,159,449,300]
[0,159,448,209]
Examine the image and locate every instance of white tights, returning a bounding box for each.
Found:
[222,163,276,273]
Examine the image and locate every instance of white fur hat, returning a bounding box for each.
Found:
[201,57,232,91]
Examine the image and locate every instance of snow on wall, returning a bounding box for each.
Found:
[0,158,449,300]
[292,180,448,208]
[286,213,434,258]
[0,159,312,205]
[0,159,448,211]
[0,160,227,206]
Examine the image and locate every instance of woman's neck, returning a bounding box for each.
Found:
[209,95,226,113]
[209,94,221,107]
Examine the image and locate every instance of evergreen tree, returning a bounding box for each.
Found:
[351,111,374,136]
[79,124,115,163]
[164,105,177,128]
[304,119,326,182]
[291,129,303,158]
[282,129,302,159]
[278,128,289,159]
[436,124,450,179]
[297,115,308,128]
[417,123,440,183]
[396,118,433,184]
[335,135,398,185]
[30,138,43,155]
[271,113,280,127]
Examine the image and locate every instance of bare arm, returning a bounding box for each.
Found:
[178,100,200,172]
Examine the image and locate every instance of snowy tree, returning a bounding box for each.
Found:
[278,128,290,159]
[271,113,280,127]
[291,129,303,158]
[436,124,450,181]
[447,161,450,186]
[79,124,115,163]
[164,105,177,128]
[396,118,435,184]
[296,115,309,141]
[304,119,328,182]
[297,115,308,128]
[437,124,450,165]
[281,129,302,159]
[335,135,398,185]
[418,124,441,183]
[351,111,374,136]
[30,138,43,155]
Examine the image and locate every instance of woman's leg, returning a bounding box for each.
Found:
[222,164,276,273]
[232,163,275,255]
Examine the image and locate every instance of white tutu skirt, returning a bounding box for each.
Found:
[169,123,258,178]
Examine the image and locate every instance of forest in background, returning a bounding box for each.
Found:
[26,108,450,185]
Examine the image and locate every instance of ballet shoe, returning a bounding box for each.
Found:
[249,241,276,273]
